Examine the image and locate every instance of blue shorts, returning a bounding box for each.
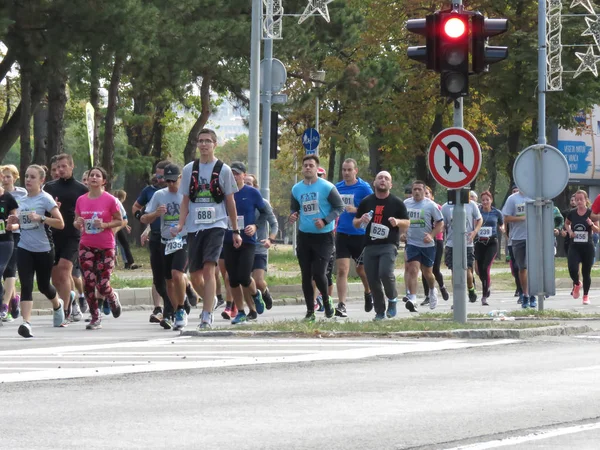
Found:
[252,253,268,271]
[405,244,436,268]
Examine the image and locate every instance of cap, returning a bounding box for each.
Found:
[231,161,247,174]
[163,164,181,181]
[317,167,326,177]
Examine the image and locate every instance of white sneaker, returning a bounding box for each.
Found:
[174,309,188,329]
[53,298,65,327]
[199,311,213,329]
[71,299,83,322]
[429,288,438,310]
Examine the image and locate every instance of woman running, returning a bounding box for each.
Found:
[474,191,504,306]
[6,165,65,338]
[565,190,598,305]
[74,167,124,330]
[0,176,19,321]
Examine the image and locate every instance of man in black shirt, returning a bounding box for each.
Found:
[354,171,409,321]
[43,154,88,324]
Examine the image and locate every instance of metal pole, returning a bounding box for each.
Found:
[452,97,467,324]
[315,95,320,154]
[260,36,273,200]
[293,147,298,256]
[248,0,261,177]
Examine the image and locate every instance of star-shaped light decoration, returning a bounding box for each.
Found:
[298,0,334,24]
[574,45,600,77]
[570,0,597,15]
[583,15,600,50]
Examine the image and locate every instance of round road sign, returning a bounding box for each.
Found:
[428,127,482,189]
[513,144,570,199]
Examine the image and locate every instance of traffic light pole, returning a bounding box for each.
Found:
[260,35,273,201]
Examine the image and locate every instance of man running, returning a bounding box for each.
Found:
[334,158,373,317]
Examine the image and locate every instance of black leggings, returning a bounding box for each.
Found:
[0,241,14,300]
[116,228,134,265]
[568,244,595,295]
[423,239,445,295]
[149,238,173,317]
[223,242,255,288]
[474,240,498,296]
[297,231,334,311]
[17,247,57,301]
[507,245,522,294]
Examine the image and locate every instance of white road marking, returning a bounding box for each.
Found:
[443,421,600,449]
[565,365,600,372]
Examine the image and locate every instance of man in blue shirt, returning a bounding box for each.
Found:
[290,154,344,321]
[334,158,373,317]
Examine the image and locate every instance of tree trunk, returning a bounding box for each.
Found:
[327,137,336,182]
[46,65,68,159]
[0,47,16,83]
[368,127,383,177]
[90,50,101,168]
[502,126,522,204]
[102,53,125,190]
[151,106,165,159]
[338,145,346,181]
[19,67,32,182]
[2,77,11,127]
[32,101,48,165]
[183,76,212,163]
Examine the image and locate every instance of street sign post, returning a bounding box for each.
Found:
[428,127,482,188]
[302,128,320,155]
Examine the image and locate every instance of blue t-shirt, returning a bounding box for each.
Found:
[137,185,160,233]
[335,178,373,235]
[291,179,337,234]
[224,185,266,244]
[477,206,503,239]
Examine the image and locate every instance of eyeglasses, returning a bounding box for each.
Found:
[198,139,214,145]
[166,179,177,183]
[155,174,164,179]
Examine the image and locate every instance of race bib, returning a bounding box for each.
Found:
[19,211,38,230]
[302,200,318,215]
[478,226,493,238]
[164,236,185,255]
[0,221,5,235]
[340,194,354,207]
[370,223,390,239]
[574,231,588,243]
[227,215,245,231]
[516,203,525,216]
[194,206,216,224]
[408,208,423,227]
[84,219,102,235]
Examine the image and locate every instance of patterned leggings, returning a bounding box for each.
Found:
[79,245,117,314]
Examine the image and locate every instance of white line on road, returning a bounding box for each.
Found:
[443,421,600,449]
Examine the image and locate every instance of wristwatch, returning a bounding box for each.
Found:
[232,229,241,235]
[40,215,47,223]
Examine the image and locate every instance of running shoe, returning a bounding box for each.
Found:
[78,295,88,314]
[53,299,65,327]
[174,308,188,330]
[420,297,430,306]
[373,312,385,321]
[335,303,348,318]
[231,311,247,325]
[199,311,213,329]
[517,294,523,305]
[263,289,273,310]
[583,295,590,305]
[514,289,520,297]
[529,297,537,308]
[386,299,398,318]
[2,312,14,323]
[109,292,122,319]
[160,318,173,330]
[221,306,233,320]
[315,294,325,312]
[86,318,102,330]
[0,304,9,321]
[59,319,69,327]
[468,289,478,303]
[214,294,225,310]
[481,297,489,306]
[231,304,238,318]
[186,285,198,307]
[253,291,265,315]
[10,295,20,319]
[71,298,83,322]
[184,298,191,315]
[303,311,316,322]
[404,299,417,313]
[429,289,438,310]
[247,310,258,321]
[440,286,450,301]
[102,299,111,316]
[18,322,33,338]
[150,307,163,323]
[521,295,529,309]
[572,282,581,300]
[324,297,335,319]
[364,292,374,312]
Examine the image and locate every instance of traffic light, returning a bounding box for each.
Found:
[438,11,470,98]
[407,13,439,71]
[270,111,282,159]
[471,13,509,74]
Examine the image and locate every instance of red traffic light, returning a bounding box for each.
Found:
[443,17,467,39]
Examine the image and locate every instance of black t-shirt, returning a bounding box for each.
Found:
[567,208,594,246]
[0,192,19,242]
[356,193,408,247]
[44,177,89,238]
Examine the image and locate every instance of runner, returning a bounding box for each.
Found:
[7,165,65,338]
[313,167,335,312]
[402,180,444,312]
[354,171,409,320]
[334,158,373,317]
[0,180,19,322]
[565,190,598,305]
[43,153,89,325]
[474,191,504,306]
[113,189,141,270]
[74,167,124,330]
[1,164,27,321]
[175,128,241,329]
[289,154,344,321]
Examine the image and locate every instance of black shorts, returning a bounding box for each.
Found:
[162,242,188,280]
[187,228,225,272]
[253,253,268,271]
[335,232,365,265]
[4,233,19,278]
[53,234,80,266]
[445,246,475,270]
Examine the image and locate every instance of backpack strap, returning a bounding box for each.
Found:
[209,159,225,203]
[189,158,200,200]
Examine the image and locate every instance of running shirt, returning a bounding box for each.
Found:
[291,178,344,234]
[567,208,594,245]
[0,192,18,242]
[145,188,186,241]
[335,178,373,235]
[43,176,88,239]
[224,185,266,245]
[179,159,238,233]
[136,185,160,234]
[403,197,443,248]
[5,187,27,235]
[441,201,482,248]
[75,192,120,249]
[255,199,279,256]
[356,193,408,247]
[501,192,531,241]
[477,206,503,240]
[17,191,57,252]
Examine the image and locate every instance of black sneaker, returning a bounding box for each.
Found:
[468,290,478,303]
[405,299,417,313]
[160,318,173,330]
[303,311,316,322]
[247,310,258,321]
[186,285,198,307]
[335,303,348,318]
[324,298,335,319]
[150,307,163,323]
[364,292,373,312]
[263,289,273,310]
[184,298,191,315]
[420,297,430,306]
[440,286,449,301]
[514,289,520,297]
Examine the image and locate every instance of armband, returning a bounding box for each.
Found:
[134,210,143,221]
